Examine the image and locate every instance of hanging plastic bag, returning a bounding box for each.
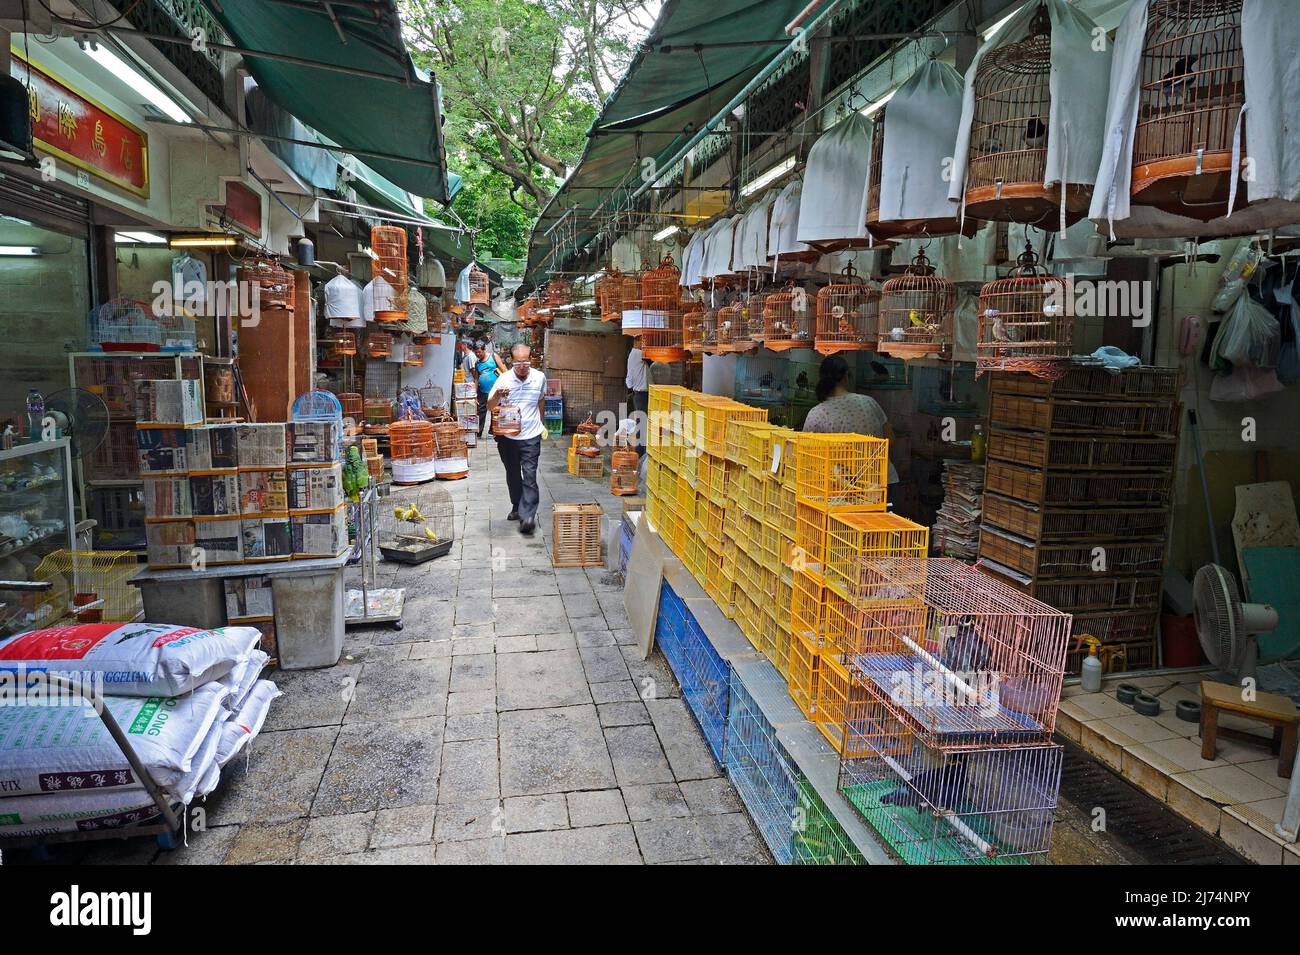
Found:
[1212,243,1263,314]
[1210,364,1284,401]
[1215,293,1281,368]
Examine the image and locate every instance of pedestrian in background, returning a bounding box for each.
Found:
[487,343,547,534]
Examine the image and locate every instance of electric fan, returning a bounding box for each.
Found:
[1193,563,1279,686]
[42,388,110,459]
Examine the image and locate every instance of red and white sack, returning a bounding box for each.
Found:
[0,682,229,797]
[0,622,261,696]
[218,649,269,711]
[217,680,280,768]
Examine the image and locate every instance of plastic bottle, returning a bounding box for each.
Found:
[25,389,44,442]
[970,424,986,464]
[1079,635,1103,692]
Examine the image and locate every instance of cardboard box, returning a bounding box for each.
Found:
[134,379,202,425]
[454,382,477,399]
[241,515,292,561]
[136,427,193,474]
[288,462,344,510]
[188,423,239,470]
[190,472,241,517]
[239,469,289,515]
[291,505,349,557]
[236,423,288,468]
[142,475,191,519]
[146,520,195,568]
[195,517,243,564]
[224,574,275,619]
[287,420,340,464]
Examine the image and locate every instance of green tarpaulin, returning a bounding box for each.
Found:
[202,0,453,203]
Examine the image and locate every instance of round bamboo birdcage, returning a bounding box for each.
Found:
[745,293,767,345]
[390,418,435,464]
[364,396,392,424]
[543,278,572,307]
[596,268,623,322]
[715,303,743,353]
[699,308,719,352]
[815,264,881,355]
[250,259,294,311]
[403,341,425,367]
[331,331,357,357]
[413,330,440,346]
[642,309,685,363]
[878,249,956,359]
[467,265,490,305]
[964,5,1090,229]
[683,304,705,352]
[431,421,469,480]
[1132,0,1245,220]
[367,331,392,358]
[977,242,1071,377]
[641,256,680,311]
[763,286,815,351]
[337,392,363,419]
[611,449,639,470]
[371,226,409,321]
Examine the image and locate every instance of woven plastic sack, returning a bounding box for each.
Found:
[218,650,269,712]
[217,680,281,768]
[0,622,261,696]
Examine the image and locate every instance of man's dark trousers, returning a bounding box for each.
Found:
[497,434,541,519]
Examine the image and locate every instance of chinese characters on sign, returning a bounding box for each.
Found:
[10,52,150,198]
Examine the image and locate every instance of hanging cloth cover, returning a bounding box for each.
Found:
[949,0,1112,229]
[797,113,874,250]
[691,219,728,284]
[611,234,644,273]
[701,215,744,279]
[454,262,480,304]
[1090,0,1300,239]
[769,180,811,260]
[875,59,972,237]
[679,230,704,287]
[323,273,364,323]
[736,191,778,270]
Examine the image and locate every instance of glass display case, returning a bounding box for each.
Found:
[0,438,77,635]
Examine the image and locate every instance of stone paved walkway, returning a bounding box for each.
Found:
[58,438,770,865]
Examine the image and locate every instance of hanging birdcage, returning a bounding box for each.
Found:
[416,257,447,294]
[977,242,1072,377]
[367,331,393,358]
[643,309,685,363]
[403,340,425,367]
[331,330,357,357]
[370,226,409,321]
[698,308,718,352]
[378,484,455,563]
[816,264,881,355]
[715,303,744,353]
[683,304,705,352]
[467,265,490,305]
[964,5,1090,229]
[596,268,623,322]
[879,249,956,359]
[641,255,680,311]
[1132,0,1245,220]
[745,293,767,345]
[763,286,815,351]
[390,418,436,484]
[249,259,294,311]
[543,278,572,307]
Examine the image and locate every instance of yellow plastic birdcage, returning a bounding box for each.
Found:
[745,422,782,473]
[878,249,956,360]
[823,512,930,600]
[33,550,142,625]
[795,433,889,512]
[977,242,1072,377]
[704,401,767,458]
[815,264,881,355]
[788,628,821,719]
[815,653,874,758]
[794,501,832,579]
[763,285,814,350]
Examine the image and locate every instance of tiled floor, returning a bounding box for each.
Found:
[40,439,771,866]
[1058,673,1299,865]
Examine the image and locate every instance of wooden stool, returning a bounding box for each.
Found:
[1199,680,1300,778]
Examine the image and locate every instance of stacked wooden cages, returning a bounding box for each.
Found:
[878,250,956,360]
[977,366,1182,671]
[370,226,410,321]
[964,4,1091,228]
[1133,0,1246,220]
[976,243,1072,377]
[815,265,881,355]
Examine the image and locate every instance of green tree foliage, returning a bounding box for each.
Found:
[402,0,653,258]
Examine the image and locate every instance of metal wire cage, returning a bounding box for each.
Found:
[977,243,1072,377]
[641,255,681,311]
[596,268,624,322]
[33,549,142,625]
[964,5,1090,228]
[847,557,1072,747]
[1133,0,1245,220]
[378,484,455,562]
[763,286,815,351]
[838,728,1064,865]
[878,250,956,359]
[370,226,409,320]
[816,265,881,355]
[643,309,686,363]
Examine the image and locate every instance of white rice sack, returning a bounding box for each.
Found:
[217,680,281,768]
[0,622,262,696]
[0,682,229,797]
[218,650,269,711]
[0,787,169,837]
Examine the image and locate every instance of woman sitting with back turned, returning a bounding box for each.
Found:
[803,354,899,485]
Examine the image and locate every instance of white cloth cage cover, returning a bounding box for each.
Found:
[797,112,874,246]
[610,234,644,274]
[768,179,810,261]
[323,274,364,326]
[1089,0,1300,239]
[948,0,1112,230]
[734,192,777,270]
[875,59,966,230]
[701,214,744,280]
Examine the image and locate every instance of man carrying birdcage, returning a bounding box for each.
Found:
[486,343,547,535]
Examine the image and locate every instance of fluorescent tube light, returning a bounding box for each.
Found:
[652,225,679,242]
[740,156,795,198]
[115,231,167,244]
[0,245,40,256]
[170,235,237,248]
[85,45,190,124]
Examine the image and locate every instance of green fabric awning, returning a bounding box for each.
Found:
[203,0,453,203]
[524,0,813,285]
[346,165,474,265]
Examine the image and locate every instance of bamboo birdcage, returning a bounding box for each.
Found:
[643,310,686,363]
[1132,0,1246,220]
[866,106,976,240]
[745,293,767,345]
[763,285,815,351]
[543,278,572,307]
[816,264,881,355]
[249,259,294,311]
[977,242,1072,377]
[878,249,956,359]
[467,265,490,305]
[715,303,744,353]
[331,331,357,357]
[390,418,434,464]
[964,5,1090,229]
[698,308,719,352]
[596,268,623,322]
[683,304,706,352]
[337,392,363,420]
[371,226,409,320]
[403,340,425,367]
[641,255,680,310]
[367,331,393,358]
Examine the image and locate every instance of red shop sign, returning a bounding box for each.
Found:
[10,51,150,198]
